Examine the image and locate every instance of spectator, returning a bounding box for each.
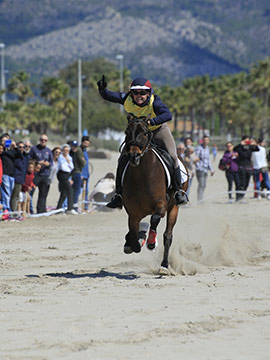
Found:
[48,146,61,186]
[177,142,185,160]
[80,135,91,210]
[10,141,28,212]
[251,138,270,200]
[195,135,214,202]
[24,140,32,154]
[28,162,42,214]
[28,134,53,213]
[212,144,218,162]
[0,144,3,185]
[233,136,259,201]
[56,144,77,215]
[183,146,199,196]
[70,140,86,212]
[0,144,3,207]
[0,138,23,212]
[221,142,241,202]
[0,133,10,145]
[184,137,193,148]
[19,160,36,214]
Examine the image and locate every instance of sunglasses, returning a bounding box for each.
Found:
[25,145,31,148]
[18,146,25,149]
[132,90,149,96]
[40,138,48,142]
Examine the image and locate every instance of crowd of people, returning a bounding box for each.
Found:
[220,135,270,203]
[0,133,91,220]
[1,130,270,221]
[177,134,270,204]
[177,135,214,202]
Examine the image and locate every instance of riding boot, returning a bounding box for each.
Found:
[172,166,188,206]
[106,154,128,209]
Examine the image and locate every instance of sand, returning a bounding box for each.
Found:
[1,151,270,360]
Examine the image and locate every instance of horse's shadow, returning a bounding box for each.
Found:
[26,269,138,281]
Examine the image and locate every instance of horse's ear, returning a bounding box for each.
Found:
[127,113,134,123]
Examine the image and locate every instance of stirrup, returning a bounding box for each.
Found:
[174,191,188,206]
[106,194,123,209]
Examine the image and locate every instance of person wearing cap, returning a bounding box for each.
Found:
[28,134,53,213]
[70,140,86,212]
[97,75,187,209]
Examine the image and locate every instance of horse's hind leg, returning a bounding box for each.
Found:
[147,214,161,250]
[160,204,179,273]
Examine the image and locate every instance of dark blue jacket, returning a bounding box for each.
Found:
[29,144,53,176]
[99,88,172,126]
[14,153,28,184]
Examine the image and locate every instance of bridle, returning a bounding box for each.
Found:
[124,118,153,165]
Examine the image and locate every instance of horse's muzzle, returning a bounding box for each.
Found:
[128,146,142,166]
[129,153,141,166]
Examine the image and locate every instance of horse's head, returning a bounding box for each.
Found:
[125,114,152,166]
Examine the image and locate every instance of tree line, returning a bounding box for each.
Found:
[0,56,270,140]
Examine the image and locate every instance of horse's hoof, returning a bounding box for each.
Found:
[158,266,171,276]
[147,229,158,250]
[131,242,141,253]
[147,239,158,251]
[123,246,133,254]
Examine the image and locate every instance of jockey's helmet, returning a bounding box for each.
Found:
[130,78,152,91]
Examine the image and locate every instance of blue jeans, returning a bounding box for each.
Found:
[72,172,82,211]
[196,170,208,202]
[1,175,15,211]
[81,177,89,210]
[254,169,270,195]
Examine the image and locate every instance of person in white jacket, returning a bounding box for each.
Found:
[251,139,270,199]
[56,144,77,214]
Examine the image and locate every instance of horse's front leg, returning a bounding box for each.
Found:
[160,204,179,273]
[147,214,161,250]
[127,216,141,253]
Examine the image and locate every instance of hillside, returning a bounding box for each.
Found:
[1,0,270,85]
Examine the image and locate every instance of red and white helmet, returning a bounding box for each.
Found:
[130,78,152,90]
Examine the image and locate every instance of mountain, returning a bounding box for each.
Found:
[1,0,270,85]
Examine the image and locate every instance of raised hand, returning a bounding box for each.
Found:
[97,75,107,90]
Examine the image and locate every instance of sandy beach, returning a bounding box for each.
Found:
[1,151,270,360]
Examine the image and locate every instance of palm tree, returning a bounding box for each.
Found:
[41,77,69,105]
[248,58,270,138]
[7,71,33,102]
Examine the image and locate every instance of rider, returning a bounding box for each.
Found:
[97,75,188,209]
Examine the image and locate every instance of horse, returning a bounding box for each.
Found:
[122,115,189,275]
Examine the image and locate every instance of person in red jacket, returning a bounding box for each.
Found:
[0,144,3,186]
[19,161,36,213]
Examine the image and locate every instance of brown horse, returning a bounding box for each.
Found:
[122,115,189,274]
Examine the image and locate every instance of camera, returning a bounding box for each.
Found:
[5,139,12,148]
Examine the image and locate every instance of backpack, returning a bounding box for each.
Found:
[218,158,227,171]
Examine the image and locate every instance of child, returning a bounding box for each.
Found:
[19,161,38,214]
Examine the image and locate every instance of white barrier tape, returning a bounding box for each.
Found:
[26,208,65,218]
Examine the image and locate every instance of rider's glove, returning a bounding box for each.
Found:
[97,75,107,91]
